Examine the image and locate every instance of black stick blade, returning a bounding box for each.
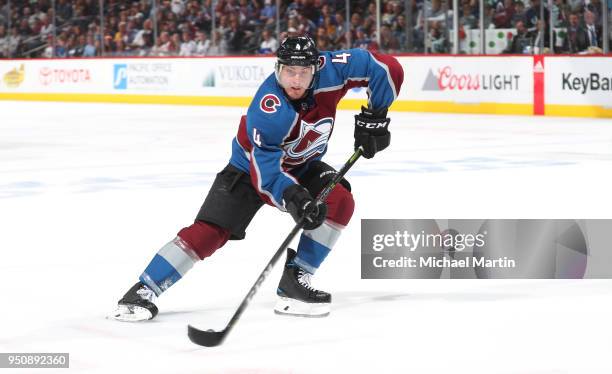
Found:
[187,325,227,347]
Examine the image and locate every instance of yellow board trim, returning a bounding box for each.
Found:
[0,93,531,115]
[2,92,611,118]
[545,104,612,118]
[0,92,253,107]
[386,101,533,115]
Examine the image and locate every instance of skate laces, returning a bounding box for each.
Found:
[136,285,156,302]
[297,269,316,292]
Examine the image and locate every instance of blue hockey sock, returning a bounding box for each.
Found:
[294,220,343,274]
[139,237,200,296]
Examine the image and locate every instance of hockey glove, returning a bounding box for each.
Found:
[354,106,391,159]
[283,184,328,230]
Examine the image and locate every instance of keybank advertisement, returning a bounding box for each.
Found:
[396,56,533,104]
[362,219,612,279]
[546,57,612,107]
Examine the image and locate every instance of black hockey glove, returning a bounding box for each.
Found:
[354,106,391,159]
[283,184,328,230]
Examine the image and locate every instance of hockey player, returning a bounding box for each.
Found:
[112,36,403,321]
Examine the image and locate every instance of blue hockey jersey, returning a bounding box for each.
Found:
[229,48,404,210]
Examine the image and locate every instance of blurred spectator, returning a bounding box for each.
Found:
[207,30,228,55]
[258,28,278,54]
[237,0,257,26]
[352,26,374,49]
[55,34,67,57]
[363,2,377,25]
[392,14,409,50]
[131,18,154,51]
[316,4,334,27]
[82,34,97,56]
[215,14,231,37]
[170,32,181,53]
[494,0,516,28]
[0,25,7,58]
[151,31,171,55]
[531,18,557,53]
[583,9,603,51]
[7,26,23,56]
[42,35,54,57]
[504,19,533,53]
[426,0,448,23]
[0,1,7,24]
[194,30,210,55]
[260,0,276,29]
[297,0,318,21]
[172,0,186,16]
[332,11,348,48]
[566,0,584,12]
[296,12,316,35]
[382,1,396,26]
[428,20,448,53]
[585,0,602,24]
[39,13,55,39]
[550,0,570,27]
[525,0,549,30]
[561,11,588,52]
[460,2,478,29]
[484,2,497,29]
[412,16,426,52]
[56,0,73,23]
[512,0,528,25]
[322,14,336,37]
[114,37,128,56]
[179,30,196,55]
[70,34,86,56]
[225,17,245,53]
[350,12,363,32]
[379,24,398,51]
[114,21,128,46]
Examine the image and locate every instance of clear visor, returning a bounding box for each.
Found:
[276,64,315,90]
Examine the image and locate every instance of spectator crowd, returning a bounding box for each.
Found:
[0,0,610,58]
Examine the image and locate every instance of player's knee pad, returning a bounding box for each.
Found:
[177,221,231,260]
[324,184,355,227]
[299,160,352,197]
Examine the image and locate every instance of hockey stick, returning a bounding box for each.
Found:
[187,147,363,347]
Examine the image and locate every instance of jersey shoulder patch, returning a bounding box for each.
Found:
[247,75,297,146]
[259,93,281,113]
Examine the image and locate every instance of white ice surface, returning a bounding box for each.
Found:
[1,101,612,373]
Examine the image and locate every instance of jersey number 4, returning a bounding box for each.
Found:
[253,128,262,147]
[331,53,351,64]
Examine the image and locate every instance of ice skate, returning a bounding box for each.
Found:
[274,248,331,317]
[110,282,158,322]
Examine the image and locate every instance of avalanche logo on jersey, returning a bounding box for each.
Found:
[260,94,281,113]
[318,56,326,70]
[283,117,333,165]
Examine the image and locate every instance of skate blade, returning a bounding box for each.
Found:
[107,305,153,322]
[274,296,330,318]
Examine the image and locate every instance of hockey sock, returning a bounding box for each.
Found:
[294,220,344,274]
[177,221,231,260]
[291,183,354,273]
[139,237,200,296]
